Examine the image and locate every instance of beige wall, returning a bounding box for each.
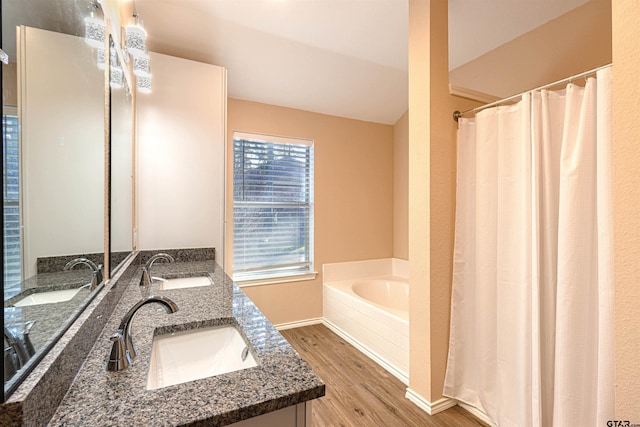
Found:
[427,0,479,400]
[612,1,640,418]
[393,110,409,260]
[408,0,481,403]
[226,98,394,325]
[408,0,432,399]
[450,0,612,99]
[103,0,134,46]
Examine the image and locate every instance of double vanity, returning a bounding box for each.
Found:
[2,2,324,424]
[2,249,324,426]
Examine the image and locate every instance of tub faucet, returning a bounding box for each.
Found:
[63,258,103,291]
[107,295,178,372]
[141,253,175,287]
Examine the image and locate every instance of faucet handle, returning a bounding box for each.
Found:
[107,330,131,372]
[140,266,151,287]
[95,264,104,286]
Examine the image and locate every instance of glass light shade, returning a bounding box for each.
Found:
[137,75,152,93]
[125,16,147,58]
[132,54,150,78]
[98,47,119,71]
[110,66,124,89]
[85,15,105,49]
[97,48,105,69]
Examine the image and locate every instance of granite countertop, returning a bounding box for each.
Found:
[48,261,325,426]
[4,270,96,353]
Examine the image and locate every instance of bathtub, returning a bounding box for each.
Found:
[323,258,409,384]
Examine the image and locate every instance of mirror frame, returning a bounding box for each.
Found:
[1,0,5,403]
[108,34,135,278]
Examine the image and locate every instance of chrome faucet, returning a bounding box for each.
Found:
[141,253,175,287]
[63,258,103,290]
[4,321,36,377]
[107,295,178,372]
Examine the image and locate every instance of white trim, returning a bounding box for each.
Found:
[275,318,323,331]
[448,84,500,104]
[236,271,318,288]
[322,318,409,385]
[457,401,497,427]
[404,388,457,415]
[233,130,314,147]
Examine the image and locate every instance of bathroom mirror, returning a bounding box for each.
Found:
[2,0,106,398]
[109,35,134,276]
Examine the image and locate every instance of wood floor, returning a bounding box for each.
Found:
[281,324,487,427]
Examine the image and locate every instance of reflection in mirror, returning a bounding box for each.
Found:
[110,35,133,275]
[2,0,105,398]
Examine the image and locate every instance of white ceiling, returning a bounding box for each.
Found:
[133,0,589,125]
[135,0,409,125]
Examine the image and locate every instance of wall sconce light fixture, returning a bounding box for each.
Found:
[97,47,119,71]
[132,53,151,78]
[85,2,105,48]
[137,75,152,93]
[124,12,153,93]
[96,48,106,69]
[110,65,125,89]
[125,14,147,58]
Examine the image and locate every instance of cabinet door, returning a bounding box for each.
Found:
[228,402,311,427]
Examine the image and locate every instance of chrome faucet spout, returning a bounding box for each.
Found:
[63,258,103,290]
[64,257,98,271]
[4,327,30,369]
[141,253,175,287]
[107,295,178,372]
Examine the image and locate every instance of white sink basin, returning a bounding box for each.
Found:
[13,287,83,307]
[147,324,258,390]
[156,275,213,290]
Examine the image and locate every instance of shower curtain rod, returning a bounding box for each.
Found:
[452,63,612,122]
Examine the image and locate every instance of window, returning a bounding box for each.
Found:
[3,111,22,295]
[233,132,314,283]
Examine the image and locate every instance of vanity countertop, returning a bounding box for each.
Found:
[48,261,325,426]
[4,269,95,353]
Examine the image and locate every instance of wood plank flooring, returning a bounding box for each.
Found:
[281,324,487,427]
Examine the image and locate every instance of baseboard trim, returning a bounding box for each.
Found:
[274,318,323,331]
[457,401,496,426]
[321,318,409,385]
[405,388,457,415]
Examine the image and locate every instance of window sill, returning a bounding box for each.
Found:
[234,272,318,288]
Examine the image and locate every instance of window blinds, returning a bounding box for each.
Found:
[3,113,22,292]
[233,133,313,280]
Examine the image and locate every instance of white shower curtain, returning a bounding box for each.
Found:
[443,67,614,427]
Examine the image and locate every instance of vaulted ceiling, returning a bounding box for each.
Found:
[134,0,589,125]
